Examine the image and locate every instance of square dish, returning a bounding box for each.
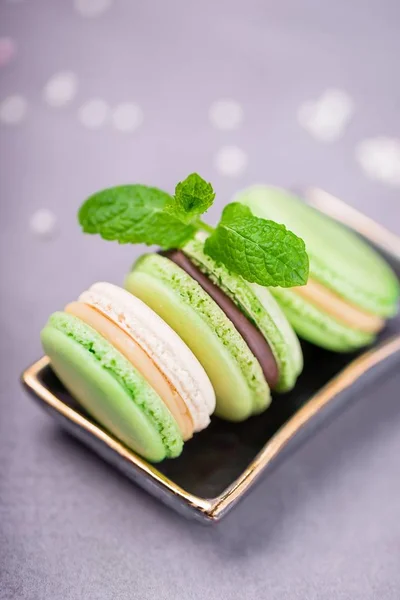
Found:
[21,189,400,523]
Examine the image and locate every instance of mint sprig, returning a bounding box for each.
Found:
[204,203,309,287]
[166,173,215,224]
[78,174,309,288]
[78,185,195,249]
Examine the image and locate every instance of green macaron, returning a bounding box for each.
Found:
[41,312,183,462]
[235,186,400,351]
[125,253,272,421]
[182,235,303,392]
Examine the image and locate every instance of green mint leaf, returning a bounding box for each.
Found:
[166,173,215,223]
[78,185,196,249]
[204,202,309,287]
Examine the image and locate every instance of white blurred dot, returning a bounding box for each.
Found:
[209,99,243,130]
[79,98,109,129]
[355,137,400,188]
[74,0,113,17]
[30,209,57,238]
[112,102,143,132]
[214,146,248,177]
[0,95,27,124]
[297,88,354,142]
[43,71,78,107]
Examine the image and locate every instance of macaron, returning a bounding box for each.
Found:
[235,186,400,351]
[41,283,215,462]
[125,234,303,421]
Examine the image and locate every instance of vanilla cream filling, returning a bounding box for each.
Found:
[65,302,194,441]
[293,278,384,334]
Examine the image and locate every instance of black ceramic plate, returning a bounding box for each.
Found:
[21,189,400,523]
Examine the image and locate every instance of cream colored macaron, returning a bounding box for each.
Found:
[77,282,215,436]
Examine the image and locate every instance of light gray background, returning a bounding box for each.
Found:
[1,1,400,598]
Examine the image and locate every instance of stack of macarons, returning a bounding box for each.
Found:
[125,235,303,422]
[41,251,305,460]
[41,283,216,461]
[41,187,399,463]
[234,187,399,351]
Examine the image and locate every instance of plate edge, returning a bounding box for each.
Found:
[21,335,400,522]
[208,335,400,519]
[21,357,213,519]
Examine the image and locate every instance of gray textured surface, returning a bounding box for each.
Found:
[1,1,400,598]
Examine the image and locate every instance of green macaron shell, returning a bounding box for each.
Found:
[125,253,271,421]
[236,186,399,318]
[271,288,374,351]
[41,312,183,461]
[182,235,303,392]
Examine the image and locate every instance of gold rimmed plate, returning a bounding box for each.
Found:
[21,190,400,523]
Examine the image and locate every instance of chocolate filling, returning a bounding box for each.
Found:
[161,249,279,389]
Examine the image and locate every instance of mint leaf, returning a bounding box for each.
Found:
[166,173,215,223]
[204,203,309,287]
[78,185,196,249]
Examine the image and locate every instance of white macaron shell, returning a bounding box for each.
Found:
[79,282,216,432]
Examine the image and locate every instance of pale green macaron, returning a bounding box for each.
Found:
[41,312,183,462]
[235,186,400,351]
